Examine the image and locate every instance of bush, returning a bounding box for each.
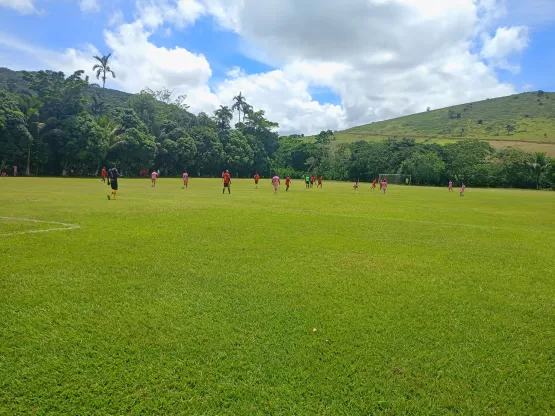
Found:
[477,120,483,125]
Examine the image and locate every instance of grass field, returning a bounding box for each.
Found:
[1,178,555,415]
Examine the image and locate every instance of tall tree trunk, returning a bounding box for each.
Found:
[26,146,31,176]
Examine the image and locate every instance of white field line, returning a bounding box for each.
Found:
[0,216,80,237]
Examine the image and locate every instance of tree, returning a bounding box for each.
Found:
[61,113,109,175]
[0,89,32,173]
[90,95,106,118]
[92,54,116,88]
[175,136,197,172]
[214,105,233,131]
[243,110,280,157]
[23,70,90,120]
[18,94,43,175]
[506,125,515,135]
[107,108,156,172]
[141,87,190,110]
[527,152,550,189]
[232,92,249,123]
[225,130,254,174]
[401,151,446,185]
[189,126,224,176]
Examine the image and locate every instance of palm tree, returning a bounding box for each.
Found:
[90,95,106,118]
[18,95,43,176]
[92,54,116,88]
[232,92,248,123]
[214,105,233,130]
[527,152,550,189]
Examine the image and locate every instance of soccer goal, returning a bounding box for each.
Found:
[379,174,411,185]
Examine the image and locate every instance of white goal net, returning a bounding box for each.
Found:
[379,174,411,185]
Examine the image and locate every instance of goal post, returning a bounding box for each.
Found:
[379,174,411,185]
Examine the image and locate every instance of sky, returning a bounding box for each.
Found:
[1,0,554,135]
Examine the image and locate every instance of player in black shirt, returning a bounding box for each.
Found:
[107,166,121,200]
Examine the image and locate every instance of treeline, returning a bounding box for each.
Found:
[311,138,554,189]
[0,69,553,189]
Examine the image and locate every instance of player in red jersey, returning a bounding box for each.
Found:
[222,170,231,194]
[254,173,260,188]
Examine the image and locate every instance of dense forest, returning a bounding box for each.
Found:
[0,66,553,189]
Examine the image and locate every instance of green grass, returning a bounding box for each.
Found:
[341,92,555,143]
[1,178,555,415]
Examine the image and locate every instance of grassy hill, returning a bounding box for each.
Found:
[344,91,555,141]
[333,92,555,156]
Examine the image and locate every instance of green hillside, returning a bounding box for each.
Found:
[0,67,132,109]
[343,91,555,143]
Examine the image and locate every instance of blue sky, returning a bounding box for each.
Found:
[1,0,554,134]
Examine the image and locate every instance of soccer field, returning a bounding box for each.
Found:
[1,178,554,415]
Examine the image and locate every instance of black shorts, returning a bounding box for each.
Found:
[255,180,259,184]
[224,183,230,188]
[111,180,118,190]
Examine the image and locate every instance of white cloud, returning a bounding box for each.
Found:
[195,0,521,131]
[214,70,347,134]
[108,10,124,27]
[226,66,246,79]
[102,20,212,92]
[481,26,529,73]
[0,0,36,14]
[136,0,205,29]
[482,26,529,57]
[79,0,99,12]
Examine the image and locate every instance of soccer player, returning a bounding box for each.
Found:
[254,172,260,188]
[272,175,280,194]
[285,176,291,191]
[222,170,231,194]
[382,180,388,194]
[101,167,107,183]
[460,183,466,197]
[183,171,189,189]
[305,175,310,189]
[353,181,359,190]
[310,176,315,188]
[1,171,7,177]
[107,166,121,200]
[151,170,158,187]
[317,176,323,188]
[371,179,377,190]
[12,165,17,176]
[449,180,453,191]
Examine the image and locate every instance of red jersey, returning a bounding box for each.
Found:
[254,174,260,182]
[318,177,322,184]
[285,177,291,185]
[372,180,377,185]
[101,168,107,177]
[223,173,231,184]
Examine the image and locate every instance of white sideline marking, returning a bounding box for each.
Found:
[0,216,80,237]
